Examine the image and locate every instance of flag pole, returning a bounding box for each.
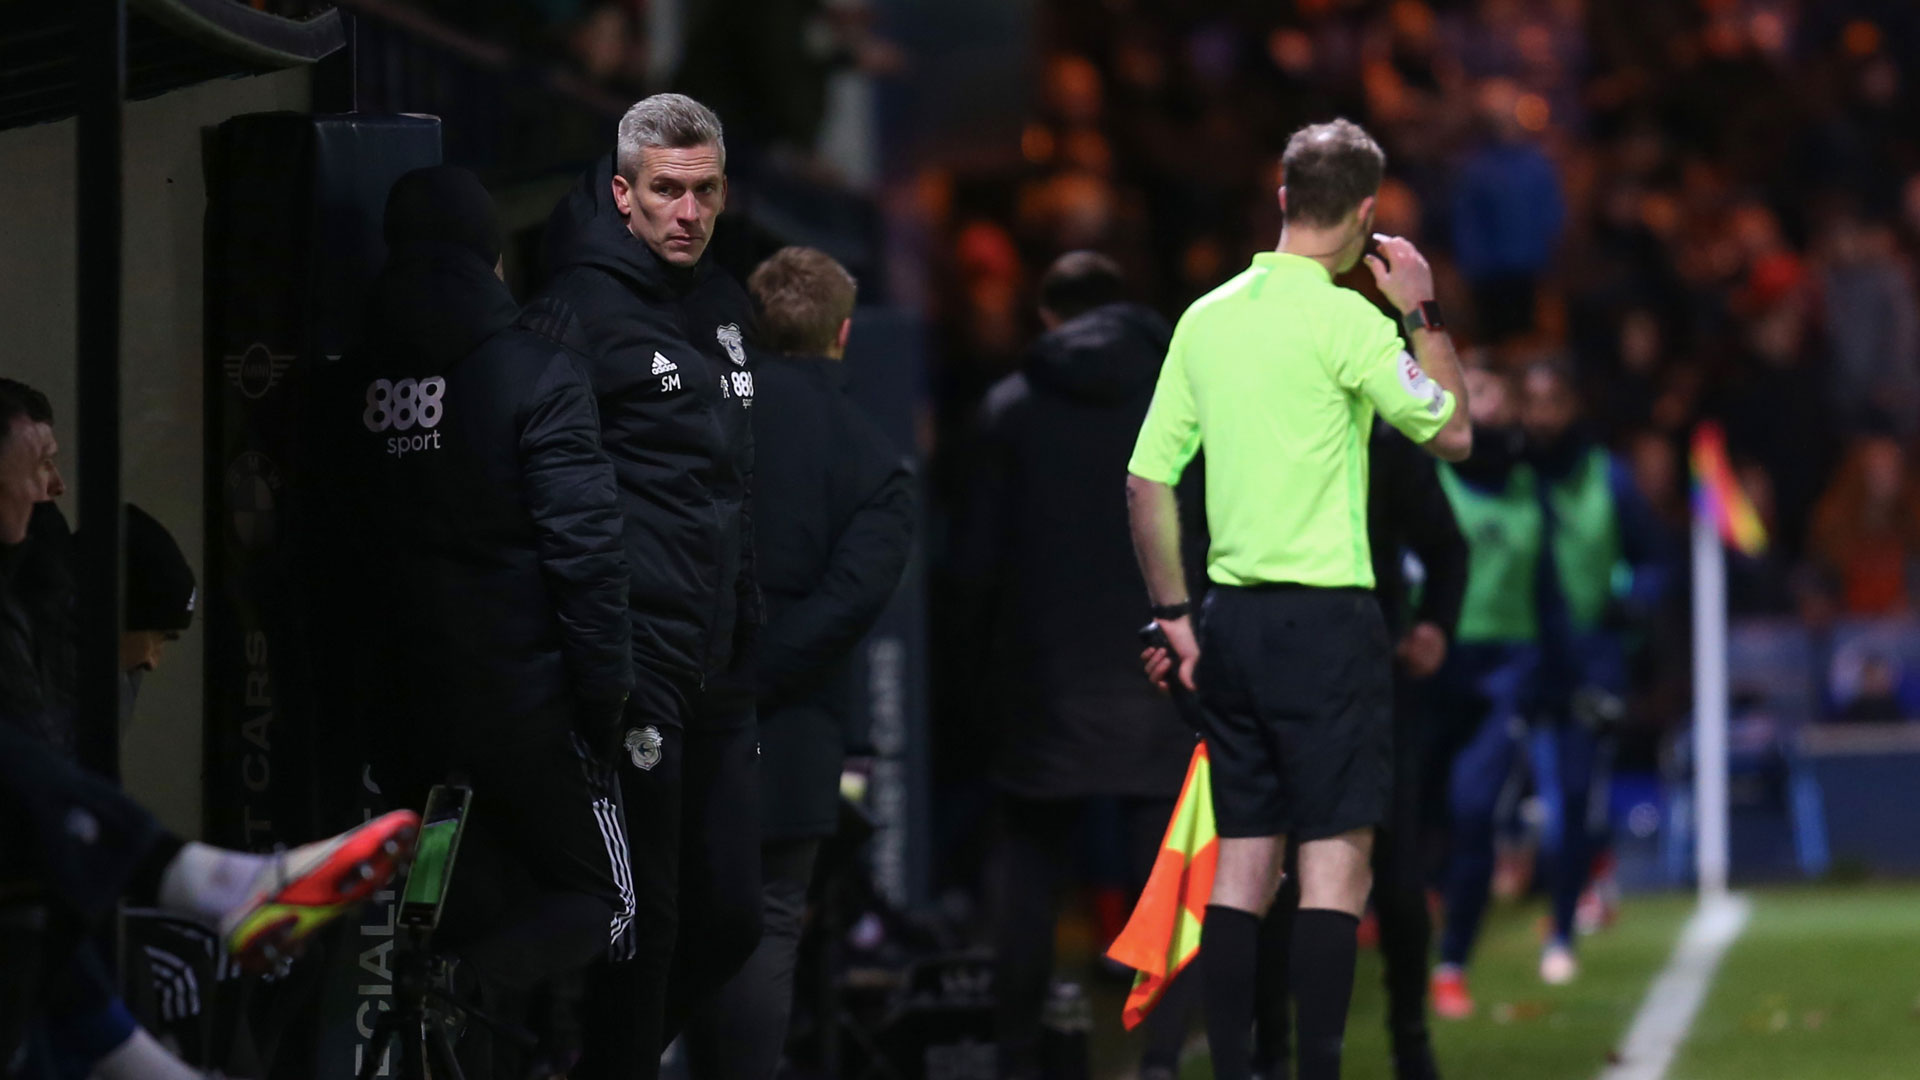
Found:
[1691,500,1730,899]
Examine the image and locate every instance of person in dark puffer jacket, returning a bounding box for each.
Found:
[523,94,765,1080]
[682,247,915,1080]
[956,253,1204,1080]
[318,165,635,1013]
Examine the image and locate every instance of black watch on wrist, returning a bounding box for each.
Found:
[1150,601,1192,621]
[1402,299,1445,334]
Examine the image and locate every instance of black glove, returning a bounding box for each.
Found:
[1139,622,1205,734]
[576,694,629,763]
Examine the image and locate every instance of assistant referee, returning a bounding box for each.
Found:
[1126,119,1472,1080]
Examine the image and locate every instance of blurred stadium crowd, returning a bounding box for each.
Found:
[907,0,1920,740]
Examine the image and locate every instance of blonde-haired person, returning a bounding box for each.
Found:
[683,247,914,1080]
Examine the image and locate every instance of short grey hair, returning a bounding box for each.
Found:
[616,93,726,180]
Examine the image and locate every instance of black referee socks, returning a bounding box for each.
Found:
[1203,904,1262,1080]
[1204,904,1362,1080]
[1290,908,1361,1080]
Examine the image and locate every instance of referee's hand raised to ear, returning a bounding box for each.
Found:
[1363,234,1436,315]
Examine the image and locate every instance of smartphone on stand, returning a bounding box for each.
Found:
[397,784,472,931]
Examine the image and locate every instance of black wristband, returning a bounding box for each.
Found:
[1402,299,1445,334]
[1150,601,1192,621]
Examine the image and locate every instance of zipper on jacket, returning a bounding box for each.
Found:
[685,302,733,684]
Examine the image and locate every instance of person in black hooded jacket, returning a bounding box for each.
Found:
[316,166,635,1015]
[682,247,915,1080]
[955,253,1201,1080]
[522,94,765,1080]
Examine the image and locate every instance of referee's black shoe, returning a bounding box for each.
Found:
[1393,1039,1442,1080]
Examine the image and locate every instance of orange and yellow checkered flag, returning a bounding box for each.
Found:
[1105,743,1217,1029]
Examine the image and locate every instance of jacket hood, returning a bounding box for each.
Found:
[540,153,709,298]
[364,243,518,370]
[1023,302,1171,403]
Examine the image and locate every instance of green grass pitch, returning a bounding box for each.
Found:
[1094,883,1920,1079]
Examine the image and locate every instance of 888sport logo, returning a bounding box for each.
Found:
[363,377,448,458]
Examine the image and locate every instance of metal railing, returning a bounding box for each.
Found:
[339,0,623,183]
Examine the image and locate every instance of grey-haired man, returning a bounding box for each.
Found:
[526,93,765,1079]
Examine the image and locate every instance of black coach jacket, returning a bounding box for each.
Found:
[956,302,1200,801]
[752,353,914,837]
[528,155,760,685]
[323,244,632,728]
[0,504,77,755]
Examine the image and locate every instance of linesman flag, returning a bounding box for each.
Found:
[1690,421,1767,557]
[1105,743,1217,1029]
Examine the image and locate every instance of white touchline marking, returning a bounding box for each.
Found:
[1597,893,1753,1080]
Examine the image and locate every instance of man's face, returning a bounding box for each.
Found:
[120,630,174,675]
[611,144,726,267]
[1465,367,1515,427]
[1522,369,1578,445]
[14,420,63,502]
[0,417,53,545]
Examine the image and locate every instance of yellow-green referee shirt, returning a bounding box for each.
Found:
[1128,252,1456,590]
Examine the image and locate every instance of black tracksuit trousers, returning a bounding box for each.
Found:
[405,709,634,1001]
[576,673,764,1080]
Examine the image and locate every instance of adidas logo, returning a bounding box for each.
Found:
[651,352,678,376]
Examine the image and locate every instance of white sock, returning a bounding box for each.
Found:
[90,1027,208,1080]
[157,842,272,924]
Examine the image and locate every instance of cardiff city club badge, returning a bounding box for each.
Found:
[716,323,747,366]
[624,726,664,771]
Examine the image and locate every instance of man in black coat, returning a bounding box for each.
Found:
[524,93,765,1079]
[0,380,73,757]
[683,247,915,1080]
[0,383,416,1080]
[956,253,1200,1080]
[320,166,635,1005]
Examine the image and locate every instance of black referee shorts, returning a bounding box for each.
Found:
[1196,584,1393,842]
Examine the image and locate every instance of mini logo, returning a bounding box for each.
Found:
[716,323,747,366]
[651,351,678,375]
[624,726,664,771]
[223,343,294,400]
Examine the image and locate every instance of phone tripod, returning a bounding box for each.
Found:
[357,924,464,1080]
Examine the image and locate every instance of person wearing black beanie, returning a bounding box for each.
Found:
[116,504,196,728]
[306,163,637,1068]
[382,163,505,269]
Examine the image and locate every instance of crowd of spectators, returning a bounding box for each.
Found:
[916,0,1920,732]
